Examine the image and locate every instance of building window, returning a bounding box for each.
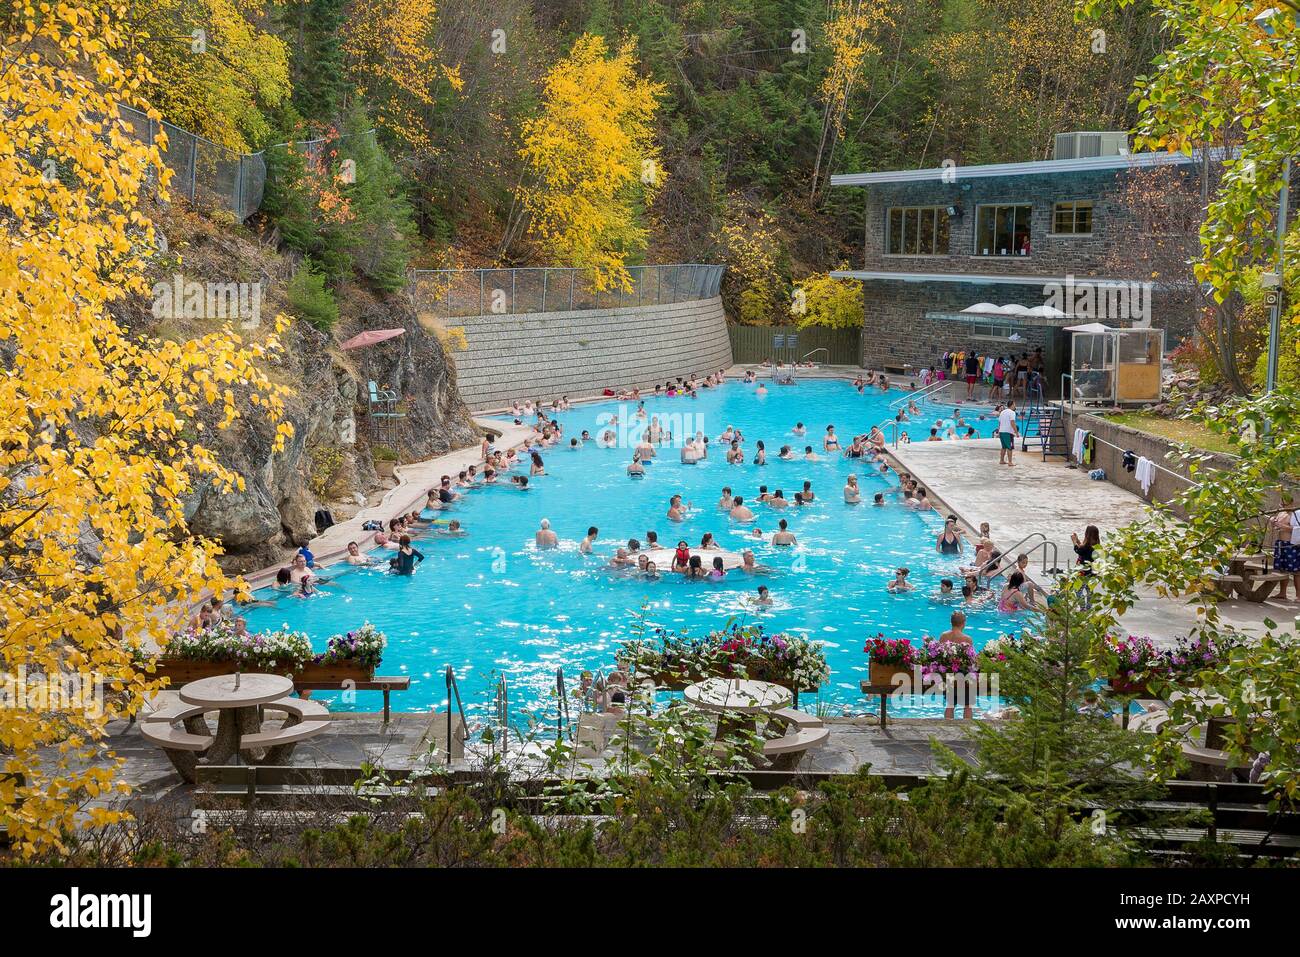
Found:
[974,204,1032,256]
[1053,201,1094,235]
[886,206,950,255]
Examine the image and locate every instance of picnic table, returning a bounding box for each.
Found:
[1214,552,1289,602]
[140,673,330,782]
[684,678,792,740]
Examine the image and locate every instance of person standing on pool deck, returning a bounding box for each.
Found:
[997,400,1018,467]
[964,348,980,400]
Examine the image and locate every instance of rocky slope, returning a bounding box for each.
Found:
[116,203,478,572]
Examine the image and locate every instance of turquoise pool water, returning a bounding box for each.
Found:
[242,380,1018,719]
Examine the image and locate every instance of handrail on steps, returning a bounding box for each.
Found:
[444,666,470,766]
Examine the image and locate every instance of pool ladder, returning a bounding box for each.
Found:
[990,532,1063,577]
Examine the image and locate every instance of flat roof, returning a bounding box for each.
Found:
[829,149,1223,187]
[828,270,1169,289]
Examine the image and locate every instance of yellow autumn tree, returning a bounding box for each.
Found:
[811,0,896,198]
[129,0,291,151]
[515,34,665,291]
[0,1,291,855]
[791,272,864,329]
[342,0,461,153]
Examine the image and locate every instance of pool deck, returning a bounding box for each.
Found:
[886,437,1292,643]
[245,416,536,589]
[64,710,975,822]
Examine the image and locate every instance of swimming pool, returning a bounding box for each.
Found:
[242,379,1016,719]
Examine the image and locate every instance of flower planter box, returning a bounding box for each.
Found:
[300,661,375,683]
[869,663,911,688]
[1108,676,1153,696]
[147,657,374,687]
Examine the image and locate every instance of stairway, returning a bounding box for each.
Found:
[1021,404,1069,460]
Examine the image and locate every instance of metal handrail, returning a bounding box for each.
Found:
[444,666,470,766]
[495,674,509,757]
[802,348,829,364]
[555,667,569,744]
[890,379,949,409]
[987,532,1063,576]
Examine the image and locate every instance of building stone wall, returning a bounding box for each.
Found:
[451,296,733,410]
[849,165,1199,372]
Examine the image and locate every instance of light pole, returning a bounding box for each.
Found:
[1255,6,1298,394]
[1263,159,1290,394]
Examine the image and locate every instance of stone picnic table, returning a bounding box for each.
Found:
[1216,552,1289,602]
[140,673,330,783]
[683,677,792,740]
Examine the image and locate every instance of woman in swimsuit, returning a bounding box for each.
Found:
[997,572,1034,612]
[936,517,964,556]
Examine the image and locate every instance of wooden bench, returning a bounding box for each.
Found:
[138,705,217,751]
[295,675,410,723]
[762,726,830,771]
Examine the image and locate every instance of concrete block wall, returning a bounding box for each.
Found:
[449,296,733,410]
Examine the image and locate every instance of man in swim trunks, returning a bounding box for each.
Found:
[997,400,1018,467]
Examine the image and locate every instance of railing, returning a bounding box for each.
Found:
[407,264,724,318]
[890,379,950,410]
[444,666,470,767]
[990,532,1063,577]
[555,668,570,746]
[802,348,829,364]
[118,104,376,222]
[119,104,265,221]
[494,674,509,758]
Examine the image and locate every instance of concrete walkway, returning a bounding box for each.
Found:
[888,438,1292,643]
[246,416,534,588]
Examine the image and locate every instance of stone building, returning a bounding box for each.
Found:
[829,134,1209,391]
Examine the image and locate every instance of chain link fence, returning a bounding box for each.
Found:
[408,264,725,317]
[119,105,265,221]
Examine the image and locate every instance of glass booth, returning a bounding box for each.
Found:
[1066,324,1164,405]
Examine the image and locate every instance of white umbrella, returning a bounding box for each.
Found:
[962,302,1002,313]
[994,304,1030,315]
[1064,322,1112,333]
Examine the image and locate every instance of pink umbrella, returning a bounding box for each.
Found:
[340,328,405,350]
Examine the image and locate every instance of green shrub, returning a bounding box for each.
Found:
[286,261,338,331]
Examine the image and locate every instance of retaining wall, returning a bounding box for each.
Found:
[449,296,733,410]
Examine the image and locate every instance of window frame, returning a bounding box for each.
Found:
[973,203,1033,257]
[884,205,951,257]
[1051,200,1094,237]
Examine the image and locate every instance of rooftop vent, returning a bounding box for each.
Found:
[1053,131,1130,160]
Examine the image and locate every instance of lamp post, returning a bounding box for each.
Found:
[1263,158,1290,394]
[1254,6,1298,394]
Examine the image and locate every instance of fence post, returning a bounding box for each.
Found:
[511,270,517,314]
[542,269,548,312]
[189,137,198,202]
[234,159,243,220]
[479,271,485,316]
[569,270,575,310]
